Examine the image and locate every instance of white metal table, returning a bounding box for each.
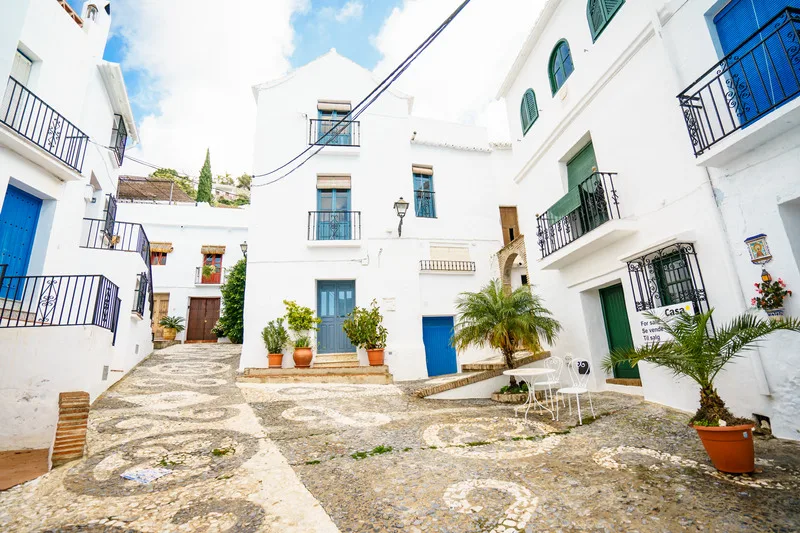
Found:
[503,368,556,421]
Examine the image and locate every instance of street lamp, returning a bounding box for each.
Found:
[394,197,409,237]
[240,241,248,258]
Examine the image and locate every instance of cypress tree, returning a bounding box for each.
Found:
[196,149,213,203]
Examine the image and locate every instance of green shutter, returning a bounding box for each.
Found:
[566,142,597,190]
[520,89,538,135]
[588,0,625,41]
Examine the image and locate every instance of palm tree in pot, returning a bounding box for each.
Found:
[159,316,185,341]
[452,280,561,387]
[603,308,800,473]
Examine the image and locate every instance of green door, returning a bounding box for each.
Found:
[566,142,597,190]
[599,284,639,379]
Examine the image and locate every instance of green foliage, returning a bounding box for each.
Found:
[452,280,562,369]
[499,382,529,394]
[218,259,246,344]
[237,173,251,190]
[351,445,393,460]
[196,149,213,203]
[211,447,235,456]
[216,173,234,185]
[216,194,250,206]
[158,315,185,332]
[283,300,321,348]
[752,277,792,310]
[262,318,290,354]
[211,321,225,338]
[603,309,800,425]
[342,299,388,350]
[150,168,196,200]
[201,264,217,278]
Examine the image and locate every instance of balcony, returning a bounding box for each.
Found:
[308,211,362,241]
[0,77,89,173]
[81,218,151,267]
[420,260,476,273]
[195,266,226,286]
[678,8,800,160]
[0,269,121,343]
[309,119,360,147]
[535,172,635,269]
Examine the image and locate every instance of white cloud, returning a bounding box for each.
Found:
[112,0,309,177]
[371,0,543,140]
[334,1,365,23]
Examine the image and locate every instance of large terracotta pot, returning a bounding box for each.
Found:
[694,424,755,473]
[293,347,313,368]
[268,353,284,369]
[367,348,385,366]
[162,328,177,341]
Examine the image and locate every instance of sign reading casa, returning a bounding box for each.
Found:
[639,302,695,344]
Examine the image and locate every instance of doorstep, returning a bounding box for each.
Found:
[238,365,392,385]
[153,339,182,350]
[605,378,642,387]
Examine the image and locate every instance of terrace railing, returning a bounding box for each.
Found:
[420,260,476,272]
[678,8,800,156]
[308,211,361,241]
[535,172,620,259]
[309,119,360,147]
[0,76,89,172]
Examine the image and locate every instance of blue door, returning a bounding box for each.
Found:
[0,185,42,292]
[422,316,458,377]
[317,189,351,240]
[317,280,356,354]
[317,110,352,146]
[714,0,800,126]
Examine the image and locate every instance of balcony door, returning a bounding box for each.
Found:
[317,280,356,354]
[560,143,606,235]
[317,189,351,240]
[317,110,351,146]
[202,254,222,284]
[714,0,800,125]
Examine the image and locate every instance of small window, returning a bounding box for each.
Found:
[413,172,436,218]
[549,40,574,94]
[150,251,167,266]
[11,50,32,86]
[520,89,538,135]
[587,0,624,41]
[521,275,529,286]
[652,252,694,306]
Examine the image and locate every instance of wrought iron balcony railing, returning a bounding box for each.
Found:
[309,119,360,147]
[0,76,89,172]
[678,8,800,156]
[111,114,128,166]
[536,172,620,259]
[195,266,226,285]
[308,211,362,241]
[0,272,121,342]
[420,260,476,272]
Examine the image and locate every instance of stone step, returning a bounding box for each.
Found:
[154,339,182,350]
[239,365,392,385]
[314,352,359,364]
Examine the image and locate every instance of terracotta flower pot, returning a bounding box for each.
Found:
[293,347,313,368]
[694,424,755,473]
[162,328,177,341]
[366,348,385,366]
[268,353,284,369]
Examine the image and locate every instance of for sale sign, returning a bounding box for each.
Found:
[638,302,695,344]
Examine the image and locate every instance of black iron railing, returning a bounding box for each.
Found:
[0,273,121,340]
[420,260,476,272]
[414,190,436,218]
[0,76,89,172]
[309,119,360,147]
[195,266,226,285]
[678,8,800,156]
[132,272,148,315]
[308,211,361,240]
[111,114,128,166]
[536,172,620,259]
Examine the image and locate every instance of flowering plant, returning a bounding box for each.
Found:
[752,278,792,311]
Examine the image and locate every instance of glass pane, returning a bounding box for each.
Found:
[318,191,333,211]
[334,190,349,211]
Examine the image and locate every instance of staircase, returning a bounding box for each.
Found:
[313,352,359,369]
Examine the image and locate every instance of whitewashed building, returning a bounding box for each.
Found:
[116,201,248,343]
[240,50,508,380]
[497,0,800,440]
[0,0,153,470]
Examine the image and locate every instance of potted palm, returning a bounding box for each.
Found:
[283,300,321,368]
[452,280,562,387]
[342,299,388,366]
[262,318,290,368]
[603,308,800,473]
[159,316,185,341]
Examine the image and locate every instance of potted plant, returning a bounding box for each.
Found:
[211,321,229,343]
[752,272,792,320]
[452,280,562,387]
[603,308,800,473]
[342,299,388,366]
[159,316,185,341]
[283,300,321,368]
[201,264,218,283]
[262,318,290,368]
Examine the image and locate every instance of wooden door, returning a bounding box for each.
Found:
[499,207,519,246]
[186,298,220,342]
[202,254,222,284]
[152,293,170,339]
[599,284,639,379]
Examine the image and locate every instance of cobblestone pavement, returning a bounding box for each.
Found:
[0,344,338,532]
[2,344,800,532]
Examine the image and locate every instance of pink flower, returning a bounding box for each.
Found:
[751,298,757,305]
[757,289,763,294]
[779,279,786,287]
[754,283,760,288]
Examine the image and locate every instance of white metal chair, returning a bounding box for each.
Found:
[555,358,595,425]
[532,355,566,412]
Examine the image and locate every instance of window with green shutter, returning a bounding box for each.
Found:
[548,40,574,94]
[587,0,625,41]
[520,89,538,135]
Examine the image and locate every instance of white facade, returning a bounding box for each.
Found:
[116,202,248,342]
[497,0,800,439]
[241,51,506,380]
[0,1,151,453]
